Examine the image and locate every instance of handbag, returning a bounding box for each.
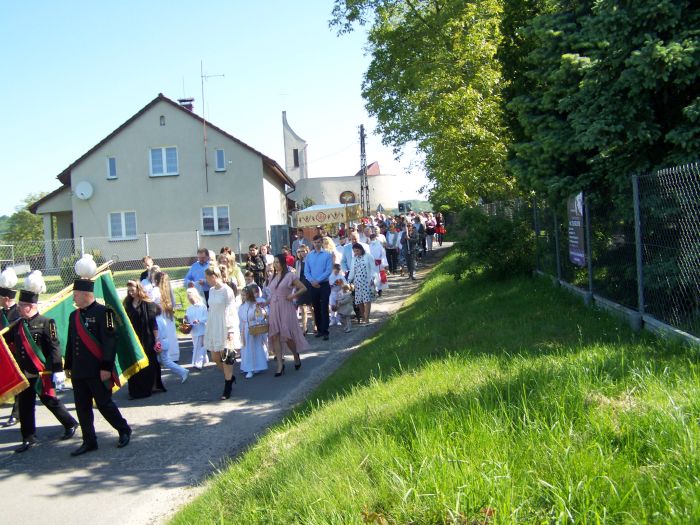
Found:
[380,269,387,284]
[179,321,192,334]
[221,348,237,365]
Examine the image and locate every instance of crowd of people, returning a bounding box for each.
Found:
[0,210,444,455]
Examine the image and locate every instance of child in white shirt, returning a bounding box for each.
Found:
[184,288,208,370]
[336,284,355,333]
[328,263,347,326]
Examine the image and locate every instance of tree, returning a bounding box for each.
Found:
[1,193,49,257]
[509,0,700,204]
[331,0,514,209]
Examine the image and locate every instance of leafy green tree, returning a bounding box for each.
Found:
[509,0,700,204]
[1,193,49,257]
[332,0,514,209]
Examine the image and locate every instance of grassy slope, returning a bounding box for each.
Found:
[171,253,700,524]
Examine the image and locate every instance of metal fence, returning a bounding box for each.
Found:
[534,162,700,340]
[0,226,283,295]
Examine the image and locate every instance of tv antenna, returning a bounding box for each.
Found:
[201,60,224,192]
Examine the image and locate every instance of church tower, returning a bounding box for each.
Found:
[282,111,308,183]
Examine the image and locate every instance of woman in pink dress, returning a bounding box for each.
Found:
[267,254,310,376]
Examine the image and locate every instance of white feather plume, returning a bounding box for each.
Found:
[75,254,98,280]
[24,270,47,294]
[0,267,18,289]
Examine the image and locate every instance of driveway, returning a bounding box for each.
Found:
[0,244,450,525]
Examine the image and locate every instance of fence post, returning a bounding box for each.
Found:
[631,174,644,331]
[584,193,594,306]
[80,236,85,257]
[552,209,562,282]
[144,232,150,257]
[533,198,540,272]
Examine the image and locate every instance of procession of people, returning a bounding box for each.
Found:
[0,210,442,455]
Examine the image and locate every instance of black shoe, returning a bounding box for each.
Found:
[294,361,302,370]
[274,363,286,377]
[314,332,322,338]
[61,423,78,440]
[2,416,17,427]
[15,436,37,454]
[71,442,98,456]
[117,430,132,448]
[220,379,234,400]
[322,334,329,341]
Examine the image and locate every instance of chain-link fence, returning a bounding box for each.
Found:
[0,226,288,295]
[535,162,700,339]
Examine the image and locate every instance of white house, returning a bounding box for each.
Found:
[281,112,426,214]
[30,94,294,268]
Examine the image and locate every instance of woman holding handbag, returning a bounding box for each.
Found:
[204,266,238,400]
[238,284,269,379]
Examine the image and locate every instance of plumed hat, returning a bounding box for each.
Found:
[19,270,46,304]
[73,254,97,292]
[0,267,18,299]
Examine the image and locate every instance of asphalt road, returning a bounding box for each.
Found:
[0,244,450,525]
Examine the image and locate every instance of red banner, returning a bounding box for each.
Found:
[0,334,28,403]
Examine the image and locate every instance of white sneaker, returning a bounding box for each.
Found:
[245,371,253,379]
[181,370,190,384]
[344,327,352,333]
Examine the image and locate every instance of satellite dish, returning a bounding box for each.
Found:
[75,181,94,200]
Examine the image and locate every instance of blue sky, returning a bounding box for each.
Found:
[0,0,427,217]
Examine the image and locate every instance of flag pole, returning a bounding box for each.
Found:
[39,260,114,313]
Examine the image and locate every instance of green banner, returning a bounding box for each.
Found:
[43,272,148,391]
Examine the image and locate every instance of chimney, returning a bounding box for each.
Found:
[177,97,194,111]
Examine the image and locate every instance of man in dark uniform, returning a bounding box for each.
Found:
[11,271,78,453]
[1,267,20,427]
[65,269,131,456]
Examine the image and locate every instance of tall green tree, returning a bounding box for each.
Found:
[332,0,514,209]
[509,0,700,203]
[2,193,48,253]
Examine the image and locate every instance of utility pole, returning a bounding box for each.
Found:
[359,124,370,217]
[200,60,224,192]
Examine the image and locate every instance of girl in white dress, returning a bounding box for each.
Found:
[204,266,239,400]
[153,272,180,362]
[184,288,208,369]
[238,285,269,379]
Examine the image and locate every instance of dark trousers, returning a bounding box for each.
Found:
[73,377,130,445]
[403,248,416,278]
[309,281,331,336]
[386,248,399,273]
[18,376,76,440]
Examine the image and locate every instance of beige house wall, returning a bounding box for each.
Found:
[63,100,274,261]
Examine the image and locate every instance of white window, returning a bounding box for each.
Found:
[109,211,137,240]
[215,149,226,172]
[107,157,117,179]
[201,206,230,234]
[149,147,178,176]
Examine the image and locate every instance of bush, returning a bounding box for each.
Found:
[59,250,107,285]
[450,203,534,279]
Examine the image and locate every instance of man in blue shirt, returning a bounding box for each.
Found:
[184,248,211,304]
[304,234,333,340]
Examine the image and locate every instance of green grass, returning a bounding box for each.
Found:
[170,253,700,524]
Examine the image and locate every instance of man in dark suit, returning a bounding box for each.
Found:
[65,272,131,457]
[11,272,78,453]
[1,267,20,427]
